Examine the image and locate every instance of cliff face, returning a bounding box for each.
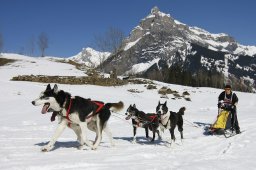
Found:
[102,7,256,90]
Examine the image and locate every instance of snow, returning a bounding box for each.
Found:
[174,20,186,26]
[125,58,160,75]
[223,54,230,78]
[124,38,141,51]
[234,45,256,56]
[189,27,228,40]
[236,64,243,70]
[68,47,111,68]
[200,56,212,70]
[1,53,256,170]
[0,53,85,80]
[208,45,219,51]
[189,27,256,56]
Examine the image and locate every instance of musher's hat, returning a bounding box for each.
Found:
[224,84,231,89]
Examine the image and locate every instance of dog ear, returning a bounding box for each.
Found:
[46,84,51,90]
[53,84,58,93]
[158,101,160,105]
[133,104,136,108]
[164,101,167,106]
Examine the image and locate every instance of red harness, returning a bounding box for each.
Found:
[148,115,157,122]
[86,101,105,119]
[65,99,105,127]
[136,114,157,127]
[66,98,73,127]
[93,101,105,113]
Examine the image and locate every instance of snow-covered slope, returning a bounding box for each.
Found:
[69,47,111,68]
[0,54,256,170]
[188,26,256,56]
[0,53,85,81]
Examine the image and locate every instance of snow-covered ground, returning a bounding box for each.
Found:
[0,54,256,170]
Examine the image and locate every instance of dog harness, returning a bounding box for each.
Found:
[135,114,158,127]
[65,98,105,127]
[66,98,73,127]
[148,115,157,122]
[86,101,105,119]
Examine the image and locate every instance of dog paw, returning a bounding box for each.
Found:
[87,144,93,149]
[78,145,93,150]
[166,143,171,148]
[41,145,52,152]
[85,140,93,147]
[41,148,48,152]
[78,145,85,150]
[131,140,137,144]
[92,146,98,150]
[77,139,84,145]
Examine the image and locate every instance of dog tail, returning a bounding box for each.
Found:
[178,107,186,115]
[105,101,124,112]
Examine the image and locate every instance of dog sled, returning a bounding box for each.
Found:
[206,102,240,138]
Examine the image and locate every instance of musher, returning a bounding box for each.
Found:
[218,84,241,134]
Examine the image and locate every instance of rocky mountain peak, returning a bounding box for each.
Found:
[69,47,110,68]
[151,6,160,14]
[101,7,256,91]
[143,6,176,30]
[123,7,179,46]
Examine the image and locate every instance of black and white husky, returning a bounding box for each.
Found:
[156,101,186,144]
[125,104,161,143]
[31,84,124,151]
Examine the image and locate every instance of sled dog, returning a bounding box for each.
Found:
[156,101,185,142]
[32,84,124,151]
[125,104,161,143]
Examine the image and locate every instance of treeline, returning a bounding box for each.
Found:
[144,65,224,89]
[144,65,254,92]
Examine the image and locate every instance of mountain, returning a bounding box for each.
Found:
[69,47,111,68]
[102,6,256,91]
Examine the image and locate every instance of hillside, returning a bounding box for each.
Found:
[0,53,256,170]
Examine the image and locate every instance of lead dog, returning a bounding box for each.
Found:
[32,84,124,151]
[156,101,186,143]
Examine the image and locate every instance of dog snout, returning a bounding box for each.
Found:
[31,101,35,105]
[157,111,161,115]
[125,112,128,115]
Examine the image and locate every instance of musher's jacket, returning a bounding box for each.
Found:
[218,91,238,106]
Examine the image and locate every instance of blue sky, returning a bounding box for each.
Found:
[0,0,255,57]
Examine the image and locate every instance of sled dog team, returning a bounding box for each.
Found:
[32,84,185,151]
